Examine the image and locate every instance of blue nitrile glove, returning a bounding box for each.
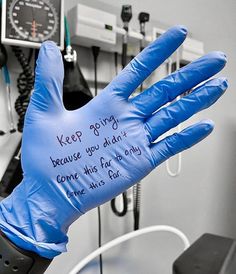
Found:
[0,25,228,259]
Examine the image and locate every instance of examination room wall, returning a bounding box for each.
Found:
[1,0,236,274]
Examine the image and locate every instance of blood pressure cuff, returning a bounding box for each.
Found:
[0,231,52,274]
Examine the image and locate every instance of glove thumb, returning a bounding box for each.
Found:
[29,41,64,116]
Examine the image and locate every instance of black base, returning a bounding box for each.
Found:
[0,231,52,274]
[173,233,236,274]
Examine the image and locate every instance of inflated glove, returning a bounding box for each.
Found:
[0,25,228,259]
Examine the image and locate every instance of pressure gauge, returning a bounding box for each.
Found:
[1,0,64,49]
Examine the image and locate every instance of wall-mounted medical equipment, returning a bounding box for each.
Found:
[68,4,117,52]
[120,4,132,68]
[67,4,148,56]
[1,0,64,49]
[138,12,149,52]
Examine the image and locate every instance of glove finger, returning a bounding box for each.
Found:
[145,77,228,142]
[30,41,64,114]
[130,51,227,117]
[150,120,214,167]
[105,25,187,99]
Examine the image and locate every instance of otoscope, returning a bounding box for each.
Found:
[138,12,150,92]
[121,5,132,68]
[138,12,150,51]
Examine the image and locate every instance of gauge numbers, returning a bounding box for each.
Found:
[1,0,64,48]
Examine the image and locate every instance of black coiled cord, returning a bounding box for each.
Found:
[11,46,34,132]
[133,182,141,230]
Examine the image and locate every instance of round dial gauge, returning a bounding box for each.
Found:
[8,0,59,42]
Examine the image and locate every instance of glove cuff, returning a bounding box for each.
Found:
[0,230,52,274]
